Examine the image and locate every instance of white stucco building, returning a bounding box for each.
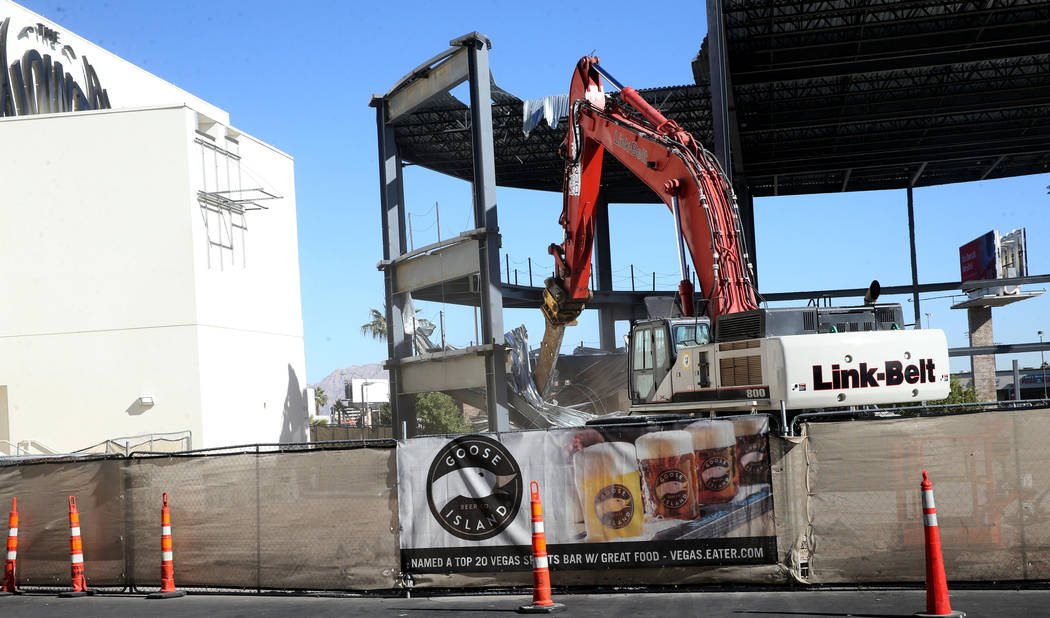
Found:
[0,1,307,452]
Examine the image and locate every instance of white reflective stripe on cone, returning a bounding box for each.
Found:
[6,550,15,560]
[162,551,173,561]
[923,489,935,509]
[925,512,938,527]
[162,526,171,536]
[533,555,548,569]
[71,554,83,564]
[532,521,544,534]
[8,528,15,537]
[70,527,81,537]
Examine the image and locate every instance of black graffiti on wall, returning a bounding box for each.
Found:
[0,17,111,117]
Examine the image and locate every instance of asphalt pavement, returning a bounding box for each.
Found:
[2,588,1048,617]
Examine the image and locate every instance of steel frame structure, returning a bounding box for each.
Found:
[376,3,1047,362]
[371,33,509,437]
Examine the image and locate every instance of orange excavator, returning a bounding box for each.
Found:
[543,56,758,326]
[536,58,949,416]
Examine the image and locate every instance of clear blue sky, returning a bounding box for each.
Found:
[20,0,1049,383]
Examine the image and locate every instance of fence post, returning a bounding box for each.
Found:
[255,444,261,594]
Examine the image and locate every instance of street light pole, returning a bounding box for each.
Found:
[1039,330,1046,399]
[924,312,932,329]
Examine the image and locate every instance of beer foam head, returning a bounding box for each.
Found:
[635,430,692,460]
[733,415,769,437]
[574,441,637,477]
[685,420,735,450]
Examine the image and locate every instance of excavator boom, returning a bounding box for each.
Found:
[543,57,758,326]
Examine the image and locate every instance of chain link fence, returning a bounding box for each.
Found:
[0,441,400,593]
[3,407,1050,592]
[801,406,1050,583]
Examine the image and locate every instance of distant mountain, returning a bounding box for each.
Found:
[310,364,387,415]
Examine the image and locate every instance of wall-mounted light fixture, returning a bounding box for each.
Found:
[138,396,155,407]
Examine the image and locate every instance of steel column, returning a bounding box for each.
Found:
[907,186,921,328]
[706,0,732,181]
[736,189,758,286]
[459,33,510,432]
[706,0,757,283]
[372,99,416,439]
[595,196,616,351]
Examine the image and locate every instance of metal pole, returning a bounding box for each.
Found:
[780,400,789,437]
[506,254,510,284]
[515,269,518,286]
[1040,330,1046,398]
[370,97,415,440]
[631,264,635,291]
[652,271,656,291]
[435,201,441,242]
[440,311,446,350]
[460,33,510,432]
[671,194,689,283]
[907,186,921,328]
[706,0,732,181]
[408,212,414,251]
[474,305,479,348]
[1013,359,1021,401]
[528,257,533,287]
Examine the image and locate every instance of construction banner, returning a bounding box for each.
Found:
[397,417,776,574]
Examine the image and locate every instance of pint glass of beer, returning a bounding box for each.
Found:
[573,442,644,541]
[685,420,737,505]
[734,416,771,487]
[635,430,699,520]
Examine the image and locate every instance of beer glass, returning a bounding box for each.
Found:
[635,430,699,520]
[734,416,771,487]
[573,442,644,541]
[685,419,737,505]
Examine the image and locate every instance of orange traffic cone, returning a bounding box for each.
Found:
[915,471,964,617]
[518,481,564,614]
[0,497,18,595]
[147,492,185,599]
[58,495,93,597]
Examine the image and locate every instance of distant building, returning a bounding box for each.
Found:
[329,379,390,426]
[955,368,1049,401]
[0,1,306,452]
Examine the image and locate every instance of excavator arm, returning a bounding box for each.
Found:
[543,57,759,325]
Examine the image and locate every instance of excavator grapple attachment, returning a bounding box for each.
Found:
[540,277,589,326]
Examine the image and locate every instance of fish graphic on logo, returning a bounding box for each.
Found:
[430,467,519,512]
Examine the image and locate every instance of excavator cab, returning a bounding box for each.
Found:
[629,317,713,404]
[629,320,672,403]
[671,319,711,351]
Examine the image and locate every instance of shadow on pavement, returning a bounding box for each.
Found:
[388,608,520,613]
[739,608,911,612]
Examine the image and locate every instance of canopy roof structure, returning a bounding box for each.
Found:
[389,0,1048,202]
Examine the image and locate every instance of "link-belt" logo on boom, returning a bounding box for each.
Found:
[811,359,937,390]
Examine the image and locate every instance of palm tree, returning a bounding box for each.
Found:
[360,308,387,340]
[360,304,435,341]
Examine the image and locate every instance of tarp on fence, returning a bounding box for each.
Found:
[4,406,1049,592]
[0,447,401,591]
[804,407,1050,583]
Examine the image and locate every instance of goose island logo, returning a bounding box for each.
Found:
[426,434,522,541]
